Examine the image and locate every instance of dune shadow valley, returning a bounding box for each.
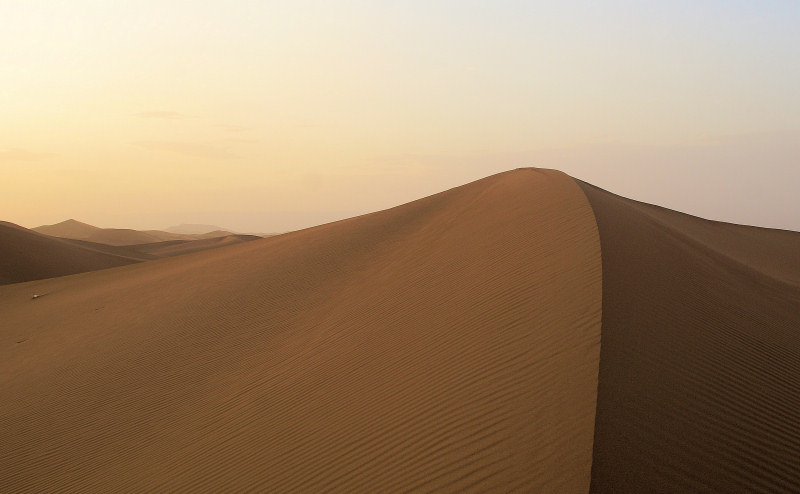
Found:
[1,168,798,493]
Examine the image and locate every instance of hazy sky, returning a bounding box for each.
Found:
[2,1,799,232]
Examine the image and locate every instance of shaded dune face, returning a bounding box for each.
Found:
[0,170,602,492]
[579,182,800,493]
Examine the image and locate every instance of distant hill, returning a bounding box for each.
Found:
[33,219,239,246]
[33,219,101,239]
[3,221,262,285]
[0,221,140,285]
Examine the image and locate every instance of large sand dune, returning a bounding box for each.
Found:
[2,168,798,492]
[0,169,602,492]
[579,182,800,493]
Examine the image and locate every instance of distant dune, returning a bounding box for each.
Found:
[165,223,229,235]
[1,169,798,492]
[32,218,101,239]
[2,222,261,284]
[0,221,140,285]
[33,219,236,246]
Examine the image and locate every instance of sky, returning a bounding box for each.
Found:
[2,1,799,232]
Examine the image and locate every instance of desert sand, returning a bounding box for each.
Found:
[2,168,798,492]
[133,234,261,258]
[0,169,602,492]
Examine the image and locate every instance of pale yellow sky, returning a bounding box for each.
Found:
[2,1,799,231]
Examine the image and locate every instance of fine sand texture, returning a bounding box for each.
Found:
[0,221,141,285]
[0,169,602,492]
[579,182,800,493]
[132,234,261,258]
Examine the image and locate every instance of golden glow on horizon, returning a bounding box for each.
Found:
[2,2,799,231]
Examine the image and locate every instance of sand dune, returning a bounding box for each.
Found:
[33,219,236,246]
[32,218,102,240]
[34,219,178,245]
[0,221,141,285]
[578,182,800,493]
[2,168,798,492]
[0,169,602,492]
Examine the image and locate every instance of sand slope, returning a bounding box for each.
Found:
[133,234,261,258]
[579,182,800,493]
[0,169,601,492]
[0,221,141,285]
[58,238,160,261]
